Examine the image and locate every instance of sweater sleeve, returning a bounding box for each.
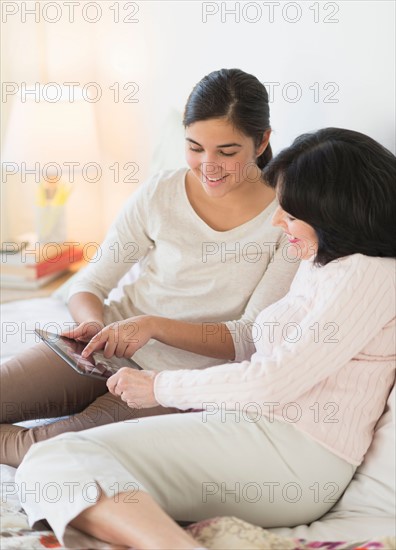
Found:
[67,176,156,304]
[224,233,300,361]
[153,255,395,410]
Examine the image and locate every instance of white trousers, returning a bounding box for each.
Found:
[16,409,356,546]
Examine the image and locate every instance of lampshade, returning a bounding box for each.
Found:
[1,86,101,171]
[1,86,102,244]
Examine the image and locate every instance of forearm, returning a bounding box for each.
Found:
[150,317,235,360]
[67,292,105,327]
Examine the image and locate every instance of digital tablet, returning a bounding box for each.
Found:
[35,328,142,380]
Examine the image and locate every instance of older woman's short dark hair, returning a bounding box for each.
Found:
[264,128,396,265]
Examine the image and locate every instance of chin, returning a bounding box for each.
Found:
[202,184,230,197]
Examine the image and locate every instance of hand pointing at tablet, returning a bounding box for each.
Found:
[81,316,154,359]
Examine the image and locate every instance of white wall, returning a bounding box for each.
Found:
[1,0,394,242]
[144,0,395,160]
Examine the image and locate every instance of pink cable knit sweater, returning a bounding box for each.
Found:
[154,254,396,465]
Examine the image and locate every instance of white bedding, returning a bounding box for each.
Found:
[1,295,395,542]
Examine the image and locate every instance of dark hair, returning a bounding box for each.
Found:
[183,68,272,169]
[264,127,396,265]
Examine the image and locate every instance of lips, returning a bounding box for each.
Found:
[202,173,228,187]
[286,233,300,243]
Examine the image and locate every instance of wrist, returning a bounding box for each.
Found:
[146,315,165,341]
[152,370,163,405]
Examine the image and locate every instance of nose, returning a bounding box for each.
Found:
[203,146,224,164]
[271,206,285,227]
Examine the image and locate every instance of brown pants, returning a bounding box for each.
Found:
[0,343,179,467]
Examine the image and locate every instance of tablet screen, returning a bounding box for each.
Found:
[35,328,142,380]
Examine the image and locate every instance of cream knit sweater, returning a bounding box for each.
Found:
[154,254,396,465]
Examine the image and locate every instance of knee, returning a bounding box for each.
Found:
[0,424,31,467]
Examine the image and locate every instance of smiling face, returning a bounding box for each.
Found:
[271,205,318,260]
[185,117,270,198]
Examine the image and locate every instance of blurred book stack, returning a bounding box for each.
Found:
[0,233,84,289]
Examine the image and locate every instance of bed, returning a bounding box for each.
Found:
[1,277,395,549]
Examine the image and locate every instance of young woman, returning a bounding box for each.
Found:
[16,127,395,550]
[0,69,299,466]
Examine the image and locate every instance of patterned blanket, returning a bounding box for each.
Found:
[1,501,395,550]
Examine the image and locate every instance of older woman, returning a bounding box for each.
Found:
[16,128,395,550]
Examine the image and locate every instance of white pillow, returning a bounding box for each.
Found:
[331,383,395,516]
[270,384,396,540]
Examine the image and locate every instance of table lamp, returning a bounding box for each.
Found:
[1,86,101,244]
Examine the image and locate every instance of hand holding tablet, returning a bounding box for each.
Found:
[107,367,159,409]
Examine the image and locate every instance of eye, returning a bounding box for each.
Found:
[189,146,203,153]
[219,151,237,157]
[286,215,296,221]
